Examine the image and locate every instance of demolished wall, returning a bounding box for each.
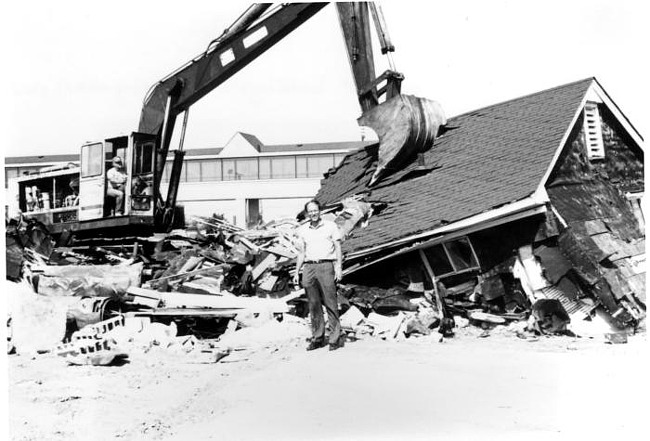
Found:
[545,104,645,328]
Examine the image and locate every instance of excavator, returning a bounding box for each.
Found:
[13,2,445,241]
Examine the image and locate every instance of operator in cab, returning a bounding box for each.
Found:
[106,156,127,216]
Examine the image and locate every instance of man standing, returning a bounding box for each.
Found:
[106,156,127,215]
[294,200,344,351]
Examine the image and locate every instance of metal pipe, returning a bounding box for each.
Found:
[369,2,397,71]
[207,3,272,52]
[178,109,190,152]
[160,94,173,153]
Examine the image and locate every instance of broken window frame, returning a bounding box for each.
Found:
[420,236,480,280]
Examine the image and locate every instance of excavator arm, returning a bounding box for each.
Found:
[139,3,327,229]
[140,2,443,230]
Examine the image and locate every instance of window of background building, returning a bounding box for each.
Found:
[307,154,335,178]
[162,162,172,183]
[178,163,188,182]
[296,157,308,178]
[155,152,350,184]
[186,161,201,182]
[334,153,347,165]
[223,159,236,181]
[200,159,222,181]
[5,168,19,186]
[271,157,296,179]
[236,158,258,180]
[259,158,271,179]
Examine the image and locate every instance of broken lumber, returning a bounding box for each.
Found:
[261,244,296,259]
[251,254,277,281]
[149,264,227,282]
[126,286,163,308]
[281,289,305,303]
[160,291,289,313]
[234,235,260,253]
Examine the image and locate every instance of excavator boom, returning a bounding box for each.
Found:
[140,2,445,228]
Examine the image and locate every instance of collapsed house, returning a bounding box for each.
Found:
[317,77,645,330]
[5,78,645,363]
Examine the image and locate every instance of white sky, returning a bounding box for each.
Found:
[1,0,648,158]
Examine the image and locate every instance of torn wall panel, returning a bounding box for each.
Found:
[533,244,572,284]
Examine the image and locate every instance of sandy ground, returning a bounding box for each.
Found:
[6,327,649,441]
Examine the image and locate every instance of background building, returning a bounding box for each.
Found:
[4,133,369,226]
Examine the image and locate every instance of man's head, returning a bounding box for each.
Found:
[304,200,321,224]
[112,156,123,168]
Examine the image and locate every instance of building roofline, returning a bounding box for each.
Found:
[4,139,370,164]
[448,77,596,122]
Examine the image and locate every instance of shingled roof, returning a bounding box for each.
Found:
[316,78,595,255]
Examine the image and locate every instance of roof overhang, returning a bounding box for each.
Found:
[344,191,549,275]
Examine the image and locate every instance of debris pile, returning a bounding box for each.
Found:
[5,192,644,365]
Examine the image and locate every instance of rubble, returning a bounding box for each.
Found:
[6,280,68,355]
[5,193,645,366]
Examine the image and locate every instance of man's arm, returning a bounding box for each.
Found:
[293,234,305,287]
[334,239,342,281]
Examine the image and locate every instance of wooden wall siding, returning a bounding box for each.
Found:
[543,104,646,327]
[549,105,643,192]
[547,182,642,240]
[599,107,644,193]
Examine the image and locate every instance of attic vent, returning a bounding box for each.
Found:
[583,102,605,160]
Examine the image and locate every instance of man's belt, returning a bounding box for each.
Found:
[304,259,335,264]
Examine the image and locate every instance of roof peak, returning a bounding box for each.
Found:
[450,77,595,121]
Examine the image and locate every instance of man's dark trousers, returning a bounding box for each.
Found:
[302,261,341,344]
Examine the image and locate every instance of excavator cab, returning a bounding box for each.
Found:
[78,132,157,224]
[14,132,158,240]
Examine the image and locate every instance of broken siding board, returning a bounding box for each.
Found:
[590,233,625,260]
[126,286,163,308]
[547,183,641,236]
[584,219,609,235]
[181,281,222,295]
[258,274,279,291]
[235,236,260,253]
[533,244,573,284]
[625,274,645,302]
[600,267,632,300]
[603,217,643,243]
[619,254,646,277]
[533,210,562,242]
[251,254,277,281]
[557,230,601,286]
[555,276,582,301]
[261,244,296,259]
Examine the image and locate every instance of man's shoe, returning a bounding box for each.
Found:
[306,338,325,351]
[329,336,345,351]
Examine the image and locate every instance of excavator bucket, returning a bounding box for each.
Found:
[359,94,446,186]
